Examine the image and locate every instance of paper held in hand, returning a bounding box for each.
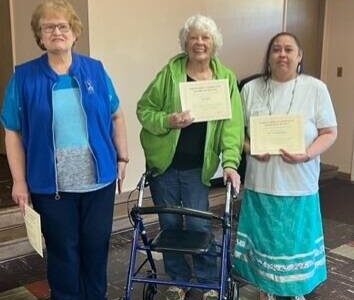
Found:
[179,79,231,122]
[250,114,305,155]
[24,204,44,257]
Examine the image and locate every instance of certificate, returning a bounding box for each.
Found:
[250,114,305,155]
[179,79,231,122]
[24,204,44,257]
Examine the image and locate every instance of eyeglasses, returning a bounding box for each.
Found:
[41,23,71,34]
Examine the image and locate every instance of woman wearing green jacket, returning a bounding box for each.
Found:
[137,15,244,300]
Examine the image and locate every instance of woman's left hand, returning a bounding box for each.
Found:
[223,167,241,193]
[280,149,310,164]
[117,161,128,193]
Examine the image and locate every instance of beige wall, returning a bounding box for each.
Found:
[11,0,89,65]
[321,0,354,175]
[88,0,284,191]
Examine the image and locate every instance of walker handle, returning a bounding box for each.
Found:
[225,181,232,215]
[137,173,147,207]
[225,181,238,215]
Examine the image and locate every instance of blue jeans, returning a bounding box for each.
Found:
[31,182,116,300]
[149,168,216,283]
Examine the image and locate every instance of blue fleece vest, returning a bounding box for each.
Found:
[15,53,117,194]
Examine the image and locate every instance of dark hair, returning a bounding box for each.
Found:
[262,32,304,81]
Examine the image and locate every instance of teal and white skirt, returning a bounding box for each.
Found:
[233,189,327,297]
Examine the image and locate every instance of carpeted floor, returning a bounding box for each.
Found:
[319,178,354,226]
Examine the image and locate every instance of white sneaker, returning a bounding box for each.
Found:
[293,297,306,300]
[166,286,187,300]
[202,289,219,300]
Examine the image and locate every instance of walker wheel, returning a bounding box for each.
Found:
[143,283,157,300]
[226,278,239,300]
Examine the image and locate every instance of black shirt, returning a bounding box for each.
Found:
[170,75,207,170]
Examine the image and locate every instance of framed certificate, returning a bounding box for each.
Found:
[179,79,231,122]
[250,114,305,155]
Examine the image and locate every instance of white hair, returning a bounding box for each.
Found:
[179,14,223,56]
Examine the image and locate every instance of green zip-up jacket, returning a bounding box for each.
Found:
[137,53,244,186]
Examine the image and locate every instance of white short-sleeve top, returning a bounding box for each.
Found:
[242,74,337,196]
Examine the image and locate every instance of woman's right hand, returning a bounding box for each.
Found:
[169,111,194,128]
[12,180,30,214]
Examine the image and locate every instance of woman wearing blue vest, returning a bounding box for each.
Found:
[0,1,128,299]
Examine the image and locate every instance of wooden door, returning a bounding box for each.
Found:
[286,0,326,78]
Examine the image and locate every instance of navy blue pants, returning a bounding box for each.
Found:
[149,168,216,283]
[31,182,116,300]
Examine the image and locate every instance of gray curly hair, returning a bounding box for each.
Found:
[179,14,223,56]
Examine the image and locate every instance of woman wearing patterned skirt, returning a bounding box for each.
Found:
[233,32,337,300]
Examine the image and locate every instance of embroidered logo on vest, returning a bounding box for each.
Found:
[85,80,95,94]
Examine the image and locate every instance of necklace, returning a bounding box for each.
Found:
[186,68,213,81]
[265,77,298,115]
